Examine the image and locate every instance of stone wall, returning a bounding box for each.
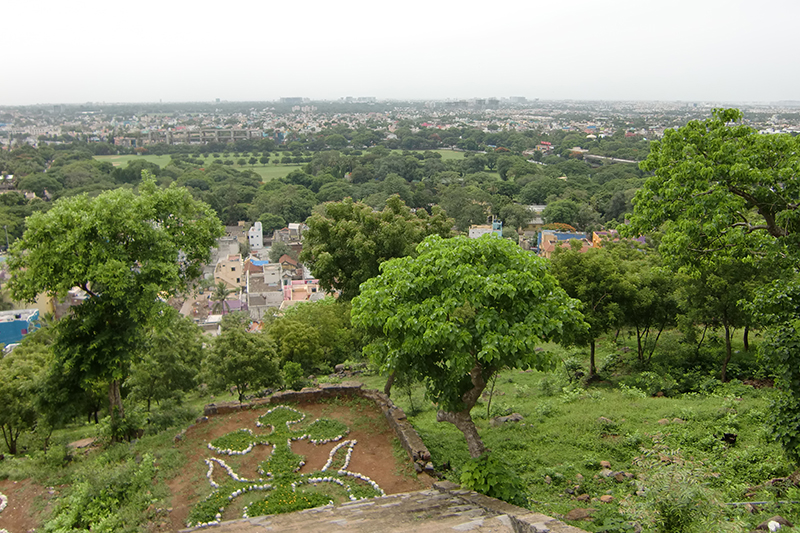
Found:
[202,382,435,474]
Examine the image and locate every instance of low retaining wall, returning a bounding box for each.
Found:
[202,381,435,474]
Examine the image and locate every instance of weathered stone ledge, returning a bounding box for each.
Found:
[433,480,589,533]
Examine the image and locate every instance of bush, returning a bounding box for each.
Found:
[282,361,306,391]
[44,453,158,533]
[145,399,197,434]
[621,371,677,397]
[459,453,528,507]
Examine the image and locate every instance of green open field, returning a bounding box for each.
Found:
[96,149,464,183]
[95,154,300,182]
[431,149,466,160]
[95,154,173,167]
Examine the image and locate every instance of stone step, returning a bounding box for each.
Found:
[180,482,589,533]
[183,489,514,532]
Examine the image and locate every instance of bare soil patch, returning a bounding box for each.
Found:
[0,478,54,533]
[166,398,431,531]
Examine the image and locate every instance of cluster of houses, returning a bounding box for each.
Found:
[0,211,634,347]
[469,206,631,259]
[189,222,326,334]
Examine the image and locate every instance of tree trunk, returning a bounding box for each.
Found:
[696,324,708,354]
[108,379,125,421]
[384,371,395,397]
[589,340,597,378]
[636,326,644,362]
[436,362,488,458]
[437,409,486,458]
[743,325,750,351]
[1,425,17,455]
[722,324,733,383]
[486,373,498,419]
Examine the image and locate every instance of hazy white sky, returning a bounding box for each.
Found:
[3,0,797,105]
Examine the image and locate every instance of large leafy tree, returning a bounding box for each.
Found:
[676,257,760,382]
[7,176,224,423]
[625,108,800,266]
[202,317,280,402]
[127,308,205,411]
[623,109,800,458]
[351,235,584,458]
[551,244,632,378]
[300,195,453,301]
[0,341,47,454]
[613,243,679,365]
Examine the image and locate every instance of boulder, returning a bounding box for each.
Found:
[490,413,524,427]
[756,516,794,530]
[564,508,596,521]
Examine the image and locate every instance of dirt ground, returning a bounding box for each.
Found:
[0,477,55,533]
[166,399,433,531]
[0,398,431,533]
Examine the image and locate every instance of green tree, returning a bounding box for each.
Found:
[543,199,581,228]
[270,319,324,373]
[211,282,237,314]
[259,213,287,235]
[676,257,758,382]
[351,235,584,457]
[325,134,348,150]
[0,341,47,454]
[278,298,361,370]
[202,318,280,402]
[551,244,631,378]
[8,176,223,423]
[300,195,453,301]
[614,244,679,364]
[498,203,531,233]
[622,109,800,458]
[625,108,800,267]
[269,241,296,263]
[127,308,205,411]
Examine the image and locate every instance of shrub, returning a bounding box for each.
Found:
[282,361,306,391]
[459,453,528,507]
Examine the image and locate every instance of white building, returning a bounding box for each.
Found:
[248,222,263,250]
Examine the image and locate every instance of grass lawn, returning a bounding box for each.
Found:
[355,333,800,533]
[432,149,466,160]
[95,154,173,167]
[95,154,301,182]
[96,149,463,183]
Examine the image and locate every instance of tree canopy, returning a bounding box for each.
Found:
[300,195,453,301]
[626,108,800,267]
[7,176,224,423]
[351,235,585,457]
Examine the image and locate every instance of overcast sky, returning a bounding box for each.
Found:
[3,0,797,106]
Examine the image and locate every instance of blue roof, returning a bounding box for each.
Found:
[251,260,270,266]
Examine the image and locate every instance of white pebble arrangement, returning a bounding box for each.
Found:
[192,404,388,524]
[321,439,357,471]
[256,405,305,431]
[207,428,258,455]
[205,457,262,487]
[189,511,224,528]
[337,470,385,496]
[227,483,272,501]
[0,492,7,513]
[204,459,220,488]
